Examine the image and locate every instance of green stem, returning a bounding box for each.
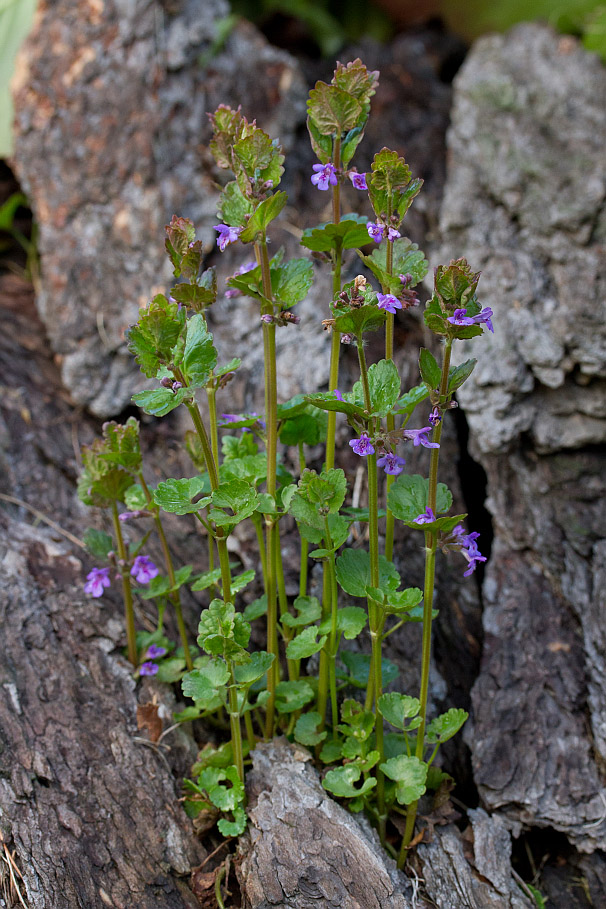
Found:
[111,502,137,666]
[399,339,452,865]
[384,238,396,561]
[244,709,256,758]
[325,136,342,472]
[316,565,331,729]
[138,472,193,670]
[257,234,280,738]
[228,662,244,782]
[252,513,268,592]
[206,384,220,469]
[186,400,232,604]
[298,442,309,598]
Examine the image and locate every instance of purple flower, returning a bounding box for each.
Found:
[462,537,487,576]
[220,413,240,424]
[260,314,274,323]
[428,406,442,427]
[146,644,167,659]
[376,293,402,314]
[367,222,384,243]
[349,433,375,457]
[139,661,159,677]
[131,555,159,585]
[214,223,242,252]
[84,567,111,598]
[377,453,406,476]
[387,227,401,242]
[401,426,440,449]
[334,389,344,401]
[348,171,367,190]
[447,307,494,333]
[413,507,436,525]
[311,163,338,191]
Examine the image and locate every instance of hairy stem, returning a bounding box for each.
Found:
[400,339,452,864]
[138,472,193,670]
[325,135,342,471]
[384,238,396,561]
[228,661,244,782]
[111,502,137,666]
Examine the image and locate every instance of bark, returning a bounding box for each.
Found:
[238,739,412,909]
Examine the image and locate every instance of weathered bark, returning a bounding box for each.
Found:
[415,809,532,908]
[238,739,412,909]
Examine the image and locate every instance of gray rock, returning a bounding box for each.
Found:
[436,23,606,853]
[436,23,606,455]
[11,0,307,415]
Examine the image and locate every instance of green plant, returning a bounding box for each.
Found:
[78,58,492,861]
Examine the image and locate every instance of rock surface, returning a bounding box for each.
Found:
[436,23,606,856]
[11,0,307,416]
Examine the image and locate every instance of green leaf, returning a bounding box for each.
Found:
[358,237,428,294]
[320,606,367,640]
[304,391,365,420]
[222,433,258,460]
[338,651,399,689]
[289,467,347,533]
[182,659,230,701]
[126,295,185,378]
[232,569,255,594]
[419,348,441,390]
[272,257,314,308]
[182,314,217,387]
[322,765,376,799]
[392,382,429,417]
[333,302,386,337]
[214,357,241,380]
[386,587,423,614]
[242,595,267,622]
[233,651,274,686]
[154,657,186,684]
[332,59,379,106]
[221,453,268,487]
[209,479,259,527]
[319,740,343,763]
[132,386,191,417]
[307,82,363,135]
[281,596,322,629]
[380,755,428,805]
[97,418,142,471]
[275,680,315,714]
[170,282,215,309]
[135,565,193,600]
[294,712,327,747]
[335,549,400,598]
[425,708,469,745]
[190,568,222,592]
[378,693,421,731]
[367,359,401,416]
[197,600,251,658]
[279,410,327,447]
[219,180,254,227]
[217,806,247,837]
[387,474,453,525]
[448,358,477,393]
[199,765,245,812]
[83,528,113,561]
[154,476,211,515]
[423,296,448,336]
[239,191,287,242]
[285,626,327,660]
[124,483,149,511]
[300,214,370,253]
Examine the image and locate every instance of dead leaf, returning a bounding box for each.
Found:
[136,701,162,743]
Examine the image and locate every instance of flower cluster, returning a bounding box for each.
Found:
[447,307,494,333]
[139,643,168,677]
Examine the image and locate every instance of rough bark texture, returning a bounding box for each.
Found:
[415,809,532,909]
[238,739,412,909]
[436,21,606,860]
[0,272,207,908]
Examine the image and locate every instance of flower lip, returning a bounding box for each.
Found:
[376,293,402,315]
[377,453,406,476]
[401,426,440,449]
[367,222,384,243]
[84,566,111,598]
[413,507,436,525]
[131,555,159,584]
[311,162,338,191]
[348,171,367,190]
[349,433,375,457]
[213,223,242,252]
[139,661,159,677]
